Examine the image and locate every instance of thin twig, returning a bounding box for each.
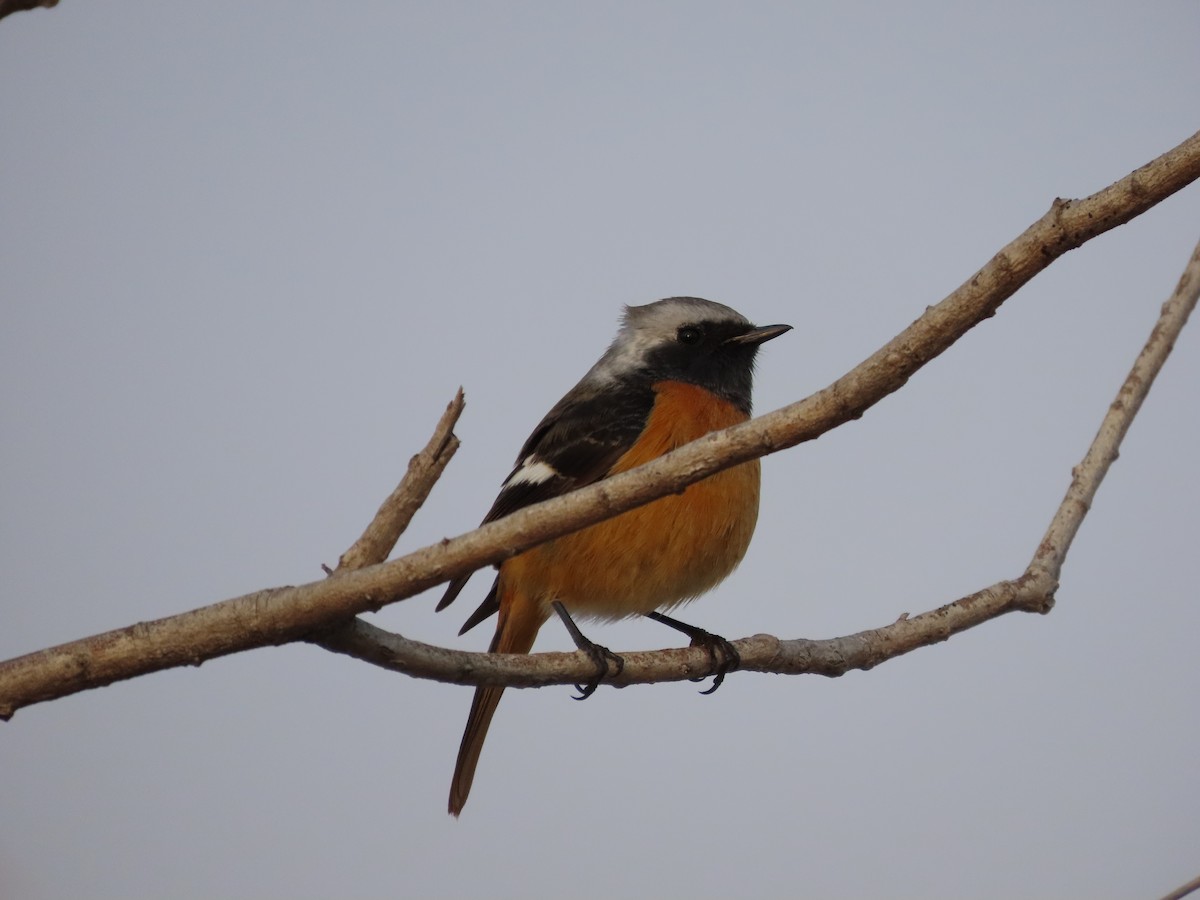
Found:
[334,389,464,573]
[1029,240,1200,586]
[1160,872,1200,900]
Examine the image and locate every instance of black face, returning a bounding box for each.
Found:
[639,319,764,414]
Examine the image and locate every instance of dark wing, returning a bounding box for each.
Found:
[437,381,653,632]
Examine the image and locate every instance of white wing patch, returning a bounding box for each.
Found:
[504,458,559,487]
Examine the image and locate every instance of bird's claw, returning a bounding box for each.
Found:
[553,600,624,701]
[687,630,740,695]
[645,610,740,694]
[572,643,625,701]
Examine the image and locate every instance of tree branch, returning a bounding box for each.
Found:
[1029,239,1200,585]
[1,130,1199,718]
[332,389,464,574]
[1160,872,1200,900]
[314,578,1037,686]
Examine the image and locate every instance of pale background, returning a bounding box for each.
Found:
[2,4,1198,898]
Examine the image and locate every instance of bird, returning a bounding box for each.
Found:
[437,296,790,816]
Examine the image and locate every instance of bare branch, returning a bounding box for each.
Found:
[333,390,464,573]
[1029,240,1200,585]
[317,579,1032,687]
[1161,873,1200,900]
[1,131,1199,718]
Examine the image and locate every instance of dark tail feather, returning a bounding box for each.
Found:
[458,578,500,635]
[448,589,541,816]
[448,683,504,816]
[435,574,471,612]
[437,575,502,638]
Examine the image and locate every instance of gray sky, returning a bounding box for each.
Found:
[2,4,1198,898]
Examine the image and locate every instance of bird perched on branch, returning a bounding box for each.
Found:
[437,296,790,815]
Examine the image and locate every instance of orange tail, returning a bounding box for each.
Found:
[448,580,544,816]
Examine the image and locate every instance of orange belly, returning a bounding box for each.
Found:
[501,380,760,620]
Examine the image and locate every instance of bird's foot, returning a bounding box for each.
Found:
[645,611,740,695]
[551,601,625,700]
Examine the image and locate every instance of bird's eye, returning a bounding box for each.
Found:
[677,325,703,345]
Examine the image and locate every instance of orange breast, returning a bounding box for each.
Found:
[502,381,760,621]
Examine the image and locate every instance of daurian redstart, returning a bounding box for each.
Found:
[438,296,790,815]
